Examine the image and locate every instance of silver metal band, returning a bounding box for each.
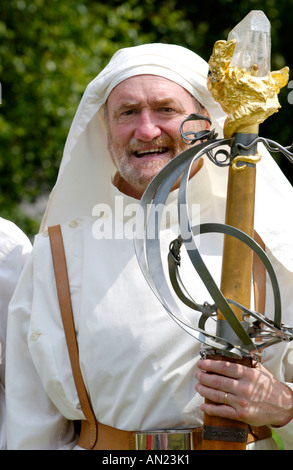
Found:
[135,429,195,450]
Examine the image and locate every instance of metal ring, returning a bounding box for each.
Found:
[224,392,228,405]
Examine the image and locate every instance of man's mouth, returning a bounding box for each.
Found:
[134,147,169,158]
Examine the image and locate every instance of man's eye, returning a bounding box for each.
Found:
[122,109,135,116]
[160,107,175,114]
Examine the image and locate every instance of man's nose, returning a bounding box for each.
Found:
[134,111,161,141]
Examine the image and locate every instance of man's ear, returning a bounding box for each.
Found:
[201,107,211,128]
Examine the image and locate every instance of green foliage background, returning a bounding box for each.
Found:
[1,0,292,238]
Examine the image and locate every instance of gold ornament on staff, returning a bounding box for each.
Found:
[202,10,289,450]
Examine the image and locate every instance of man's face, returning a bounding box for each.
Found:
[106,75,208,198]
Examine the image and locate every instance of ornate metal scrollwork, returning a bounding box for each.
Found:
[235,136,293,165]
[180,113,217,145]
[180,113,293,167]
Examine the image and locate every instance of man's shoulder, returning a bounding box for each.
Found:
[0,217,31,259]
[35,216,92,248]
[0,216,29,242]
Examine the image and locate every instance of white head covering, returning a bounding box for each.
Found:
[40,43,293,270]
[40,43,227,230]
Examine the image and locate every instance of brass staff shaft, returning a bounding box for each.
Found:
[220,164,256,319]
[202,132,257,450]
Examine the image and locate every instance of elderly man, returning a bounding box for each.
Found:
[0,217,31,449]
[5,44,293,450]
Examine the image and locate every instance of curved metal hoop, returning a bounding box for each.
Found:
[134,135,293,358]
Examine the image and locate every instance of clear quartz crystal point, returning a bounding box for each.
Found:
[228,10,271,77]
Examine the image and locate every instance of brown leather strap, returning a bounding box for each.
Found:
[87,422,271,450]
[93,422,137,450]
[48,225,98,449]
[247,425,272,444]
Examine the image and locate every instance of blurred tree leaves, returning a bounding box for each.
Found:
[0,0,292,238]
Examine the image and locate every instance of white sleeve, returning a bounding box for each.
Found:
[0,221,32,450]
[5,256,77,450]
[261,250,293,450]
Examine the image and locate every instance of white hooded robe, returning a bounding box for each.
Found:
[6,44,293,450]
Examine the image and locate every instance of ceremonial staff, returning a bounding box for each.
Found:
[201,11,289,450]
[134,10,293,451]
